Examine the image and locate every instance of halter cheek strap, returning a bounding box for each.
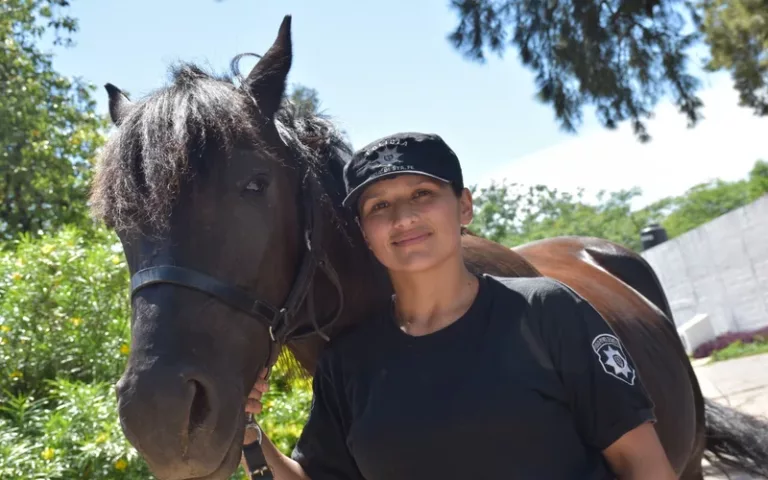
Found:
[129,171,345,479]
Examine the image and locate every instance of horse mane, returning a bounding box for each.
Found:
[90,57,353,234]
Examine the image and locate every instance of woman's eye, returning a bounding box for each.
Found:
[245,176,270,194]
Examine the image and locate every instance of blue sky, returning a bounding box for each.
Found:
[52,0,768,207]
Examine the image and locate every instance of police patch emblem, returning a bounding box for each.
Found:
[591,333,636,385]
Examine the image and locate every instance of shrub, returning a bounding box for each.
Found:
[0,379,151,479]
[256,366,312,455]
[0,225,313,478]
[692,326,768,359]
[0,225,131,395]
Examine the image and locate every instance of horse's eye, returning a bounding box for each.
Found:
[244,175,270,195]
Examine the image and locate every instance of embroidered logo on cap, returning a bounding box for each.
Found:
[367,146,403,166]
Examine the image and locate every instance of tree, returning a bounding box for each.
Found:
[747,159,768,199]
[0,0,107,242]
[697,0,768,115]
[470,182,666,250]
[288,84,322,116]
[651,158,768,237]
[470,159,767,251]
[447,0,703,142]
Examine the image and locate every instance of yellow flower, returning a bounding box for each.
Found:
[10,370,23,379]
[119,343,130,355]
[11,272,22,281]
[0,325,9,333]
[70,317,82,327]
[41,244,55,255]
[111,255,122,265]
[114,458,128,471]
[41,447,55,460]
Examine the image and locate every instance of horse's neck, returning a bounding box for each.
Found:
[287,209,391,375]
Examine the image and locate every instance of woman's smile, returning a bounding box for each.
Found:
[391,230,432,247]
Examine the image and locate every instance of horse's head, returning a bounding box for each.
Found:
[91,16,354,480]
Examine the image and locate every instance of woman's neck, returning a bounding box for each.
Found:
[389,257,479,336]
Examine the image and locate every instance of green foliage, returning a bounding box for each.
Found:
[0,224,312,478]
[470,159,767,250]
[0,0,108,241]
[697,0,768,115]
[447,0,703,141]
[746,159,768,200]
[471,182,666,250]
[711,337,768,362]
[0,379,152,479]
[256,363,312,455]
[288,84,322,117]
[0,225,130,396]
[650,159,768,237]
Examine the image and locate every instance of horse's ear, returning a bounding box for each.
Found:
[244,15,292,120]
[104,83,133,126]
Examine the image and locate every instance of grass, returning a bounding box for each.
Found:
[710,337,768,362]
[693,326,768,360]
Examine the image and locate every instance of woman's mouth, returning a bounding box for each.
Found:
[392,231,431,247]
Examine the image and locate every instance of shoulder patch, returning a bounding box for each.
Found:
[591,333,636,386]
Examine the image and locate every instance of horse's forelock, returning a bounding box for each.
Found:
[91,62,260,233]
[90,58,353,235]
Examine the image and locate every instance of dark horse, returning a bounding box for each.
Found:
[91,16,768,480]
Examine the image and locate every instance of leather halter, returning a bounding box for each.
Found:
[129,168,344,343]
[128,165,345,478]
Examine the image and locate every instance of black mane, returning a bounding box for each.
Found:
[90,58,352,233]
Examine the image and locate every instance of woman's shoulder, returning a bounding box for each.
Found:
[484,274,578,304]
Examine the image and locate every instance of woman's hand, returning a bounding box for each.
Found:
[246,368,270,416]
[240,369,311,479]
[242,368,270,447]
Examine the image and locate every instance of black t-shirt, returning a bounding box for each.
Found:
[290,275,656,480]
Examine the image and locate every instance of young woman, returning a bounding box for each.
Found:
[242,132,677,479]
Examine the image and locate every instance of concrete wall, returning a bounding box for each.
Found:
[641,195,768,335]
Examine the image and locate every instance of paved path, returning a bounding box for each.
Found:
[694,353,768,479]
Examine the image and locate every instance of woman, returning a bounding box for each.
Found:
[243,132,677,479]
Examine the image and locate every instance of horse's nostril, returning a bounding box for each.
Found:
[188,379,211,436]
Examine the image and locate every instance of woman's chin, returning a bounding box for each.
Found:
[385,253,448,274]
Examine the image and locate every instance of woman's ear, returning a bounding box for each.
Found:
[459,188,473,226]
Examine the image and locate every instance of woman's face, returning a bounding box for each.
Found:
[356,174,473,274]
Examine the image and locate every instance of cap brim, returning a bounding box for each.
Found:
[342,170,451,208]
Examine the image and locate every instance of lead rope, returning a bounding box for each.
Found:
[242,336,276,478]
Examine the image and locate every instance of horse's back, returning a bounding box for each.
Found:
[461,233,702,475]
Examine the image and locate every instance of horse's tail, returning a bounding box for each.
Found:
[703,397,768,478]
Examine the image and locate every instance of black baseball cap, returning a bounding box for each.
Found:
[342,132,464,208]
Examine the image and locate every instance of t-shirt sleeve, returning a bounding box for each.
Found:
[290,352,364,480]
[535,279,657,451]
